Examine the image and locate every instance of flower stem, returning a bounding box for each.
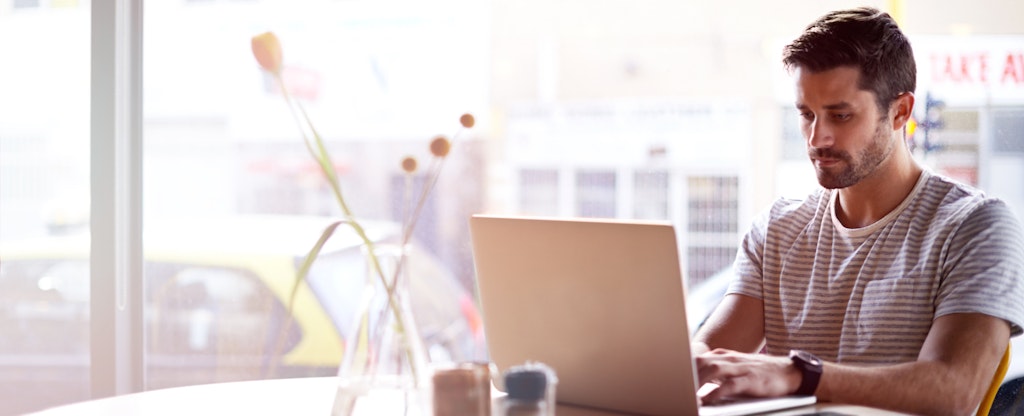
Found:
[387,127,465,300]
[274,74,420,384]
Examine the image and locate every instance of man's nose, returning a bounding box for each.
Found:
[807,120,834,149]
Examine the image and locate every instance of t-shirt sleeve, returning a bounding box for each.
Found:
[935,199,1024,337]
[726,202,773,300]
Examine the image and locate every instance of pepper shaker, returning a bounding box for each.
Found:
[501,362,558,416]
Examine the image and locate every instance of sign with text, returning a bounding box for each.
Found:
[913,36,1024,105]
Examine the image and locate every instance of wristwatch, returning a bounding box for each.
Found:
[789,349,823,396]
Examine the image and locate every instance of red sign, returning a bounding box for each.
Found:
[930,51,1024,86]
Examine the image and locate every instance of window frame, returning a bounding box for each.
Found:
[90,0,145,398]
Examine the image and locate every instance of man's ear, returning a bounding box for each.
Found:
[891,92,915,131]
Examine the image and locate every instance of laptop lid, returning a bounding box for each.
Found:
[469,214,816,416]
[470,214,699,415]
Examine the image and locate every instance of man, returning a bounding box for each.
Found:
[693,7,1024,415]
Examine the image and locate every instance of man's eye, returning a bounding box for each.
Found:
[833,113,851,121]
[800,112,814,121]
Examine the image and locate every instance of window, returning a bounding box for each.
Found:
[687,176,739,235]
[0,258,91,413]
[144,264,302,388]
[686,176,740,287]
[634,170,670,220]
[0,260,90,356]
[993,109,1024,154]
[12,0,39,8]
[575,170,617,218]
[3,1,1024,414]
[518,169,560,216]
[0,2,90,413]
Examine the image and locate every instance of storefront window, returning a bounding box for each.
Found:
[2,1,1024,413]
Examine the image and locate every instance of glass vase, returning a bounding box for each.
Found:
[331,243,431,416]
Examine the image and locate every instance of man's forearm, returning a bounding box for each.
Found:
[693,294,767,353]
[694,314,1009,415]
[819,314,1007,415]
[818,356,991,415]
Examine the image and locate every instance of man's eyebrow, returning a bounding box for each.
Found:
[823,101,853,110]
[794,102,854,110]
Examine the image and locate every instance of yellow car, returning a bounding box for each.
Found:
[0,214,484,413]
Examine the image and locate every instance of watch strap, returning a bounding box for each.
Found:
[789,350,822,396]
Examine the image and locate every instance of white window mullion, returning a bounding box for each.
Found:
[91,0,145,398]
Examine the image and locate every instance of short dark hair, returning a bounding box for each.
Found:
[782,7,916,113]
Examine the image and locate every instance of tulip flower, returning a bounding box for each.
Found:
[251,32,283,75]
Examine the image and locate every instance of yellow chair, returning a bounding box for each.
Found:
[978,343,1012,416]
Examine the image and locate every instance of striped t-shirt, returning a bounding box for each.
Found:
[728,169,1024,365]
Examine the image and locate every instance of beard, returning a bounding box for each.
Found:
[809,120,893,190]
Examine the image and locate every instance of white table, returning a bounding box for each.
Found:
[28,376,909,415]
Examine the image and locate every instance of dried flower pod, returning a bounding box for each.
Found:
[460,113,475,128]
[251,32,283,74]
[401,156,418,173]
[430,136,451,158]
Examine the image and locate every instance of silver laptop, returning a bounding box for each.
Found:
[469,214,815,416]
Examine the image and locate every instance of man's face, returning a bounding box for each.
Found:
[795,66,895,189]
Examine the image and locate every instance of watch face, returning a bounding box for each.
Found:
[791,350,822,368]
[800,351,821,365]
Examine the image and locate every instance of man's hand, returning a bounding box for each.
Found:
[695,348,802,404]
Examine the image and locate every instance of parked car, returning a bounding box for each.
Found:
[687,267,1024,412]
[0,214,483,415]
